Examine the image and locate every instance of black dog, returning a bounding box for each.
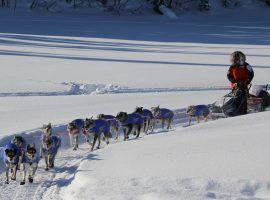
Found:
[116,112,144,140]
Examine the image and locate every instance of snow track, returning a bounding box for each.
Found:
[0,82,229,97]
[0,124,97,200]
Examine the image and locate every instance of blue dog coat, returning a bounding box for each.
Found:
[193,105,210,117]
[156,108,174,119]
[142,109,154,119]
[89,119,110,136]
[22,153,40,164]
[3,143,19,165]
[42,136,61,155]
[101,115,118,128]
[123,113,144,125]
[11,136,27,154]
[71,119,85,130]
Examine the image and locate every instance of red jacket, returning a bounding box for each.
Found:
[227,63,254,89]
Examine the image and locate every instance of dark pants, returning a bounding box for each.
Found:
[234,88,248,115]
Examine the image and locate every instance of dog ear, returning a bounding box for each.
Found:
[5,149,9,154]
[27,144,30,150]
[90,116,93,119]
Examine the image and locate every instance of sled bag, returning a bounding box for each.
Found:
[222,89,248,117]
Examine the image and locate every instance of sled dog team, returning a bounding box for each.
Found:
[4,105,195,184]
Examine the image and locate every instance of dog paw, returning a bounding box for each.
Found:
[28,178,33,183]
[11,177,16,181]
[5,180,9,184]
[20,181,25,185]
[45,167,49,171]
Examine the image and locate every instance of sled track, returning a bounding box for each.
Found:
[0,107,205,199]
[0,82,229,97]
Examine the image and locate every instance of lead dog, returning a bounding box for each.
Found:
[67,119,90,150]
[3,143,19,184]
[186,105,210,126]
[11,135,26,170]
[41,135,61,171]
[85,118,111,151]
[20,144,39,185]
[134,107,154,133]
[116,112,144,141]
[151,106,174,130]
[97,114,120,139]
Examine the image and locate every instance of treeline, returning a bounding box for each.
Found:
[0,0,269,13]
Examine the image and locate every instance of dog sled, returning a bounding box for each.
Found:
[211,84,270,119]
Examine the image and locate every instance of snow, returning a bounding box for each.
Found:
[0,5,270,200]
[61,111,270,200]
[0,7,270,94]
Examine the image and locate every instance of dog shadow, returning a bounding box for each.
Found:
[42,153,101,188]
